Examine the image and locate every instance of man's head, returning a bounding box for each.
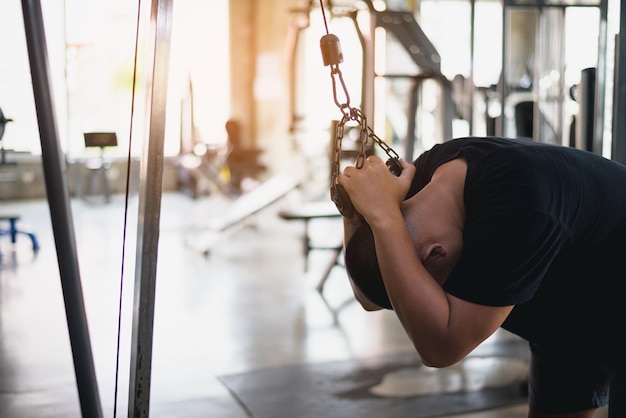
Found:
[344,202,463,310]
[344,222,393,309]
[343,154,467,310]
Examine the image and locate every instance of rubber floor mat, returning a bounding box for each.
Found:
[219,339,530,418]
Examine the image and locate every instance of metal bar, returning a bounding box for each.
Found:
[611,0,626,163]
[20,1,103,417]
[593,0,608,154]
[498,3,508,137]
[361,5,376,123]
[504,0,601,8]
[468,0,475,135]
[127,0,173,416]
[405,80,419,160]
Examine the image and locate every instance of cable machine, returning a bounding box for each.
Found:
[499,0,609,153]
[21,0,173,416]
[288,0,457,165]
[359,0,455,160]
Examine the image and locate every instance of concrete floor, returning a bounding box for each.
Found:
[0,190,608,417]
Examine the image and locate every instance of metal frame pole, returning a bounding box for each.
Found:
[593,0,609,155]
[20,1,103,417]
[611,0,626,163]
[127,0,173,416]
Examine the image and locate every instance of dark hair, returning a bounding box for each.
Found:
[344,223,393,309]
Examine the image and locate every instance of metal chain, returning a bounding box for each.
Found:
[367,125,400,161]
[330,104,400,187]
[319,0,402,216]
[320,31,400,187]
[331,112,350,186]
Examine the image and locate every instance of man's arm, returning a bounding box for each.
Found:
[370,216,512,367]
[339,156,513,367]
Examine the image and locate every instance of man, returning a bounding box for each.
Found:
[340,136,625,418]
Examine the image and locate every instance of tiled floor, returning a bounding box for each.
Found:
[0,191,606,417]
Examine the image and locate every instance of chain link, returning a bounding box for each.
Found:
[331,112,350,186]
[330,102,400,187]
[330,65,351,113]
[367,126,400,160]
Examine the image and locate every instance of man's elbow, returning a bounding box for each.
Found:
[419,355,459,369]
[416,345,466,368]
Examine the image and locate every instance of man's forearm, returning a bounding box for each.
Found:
[369,217,459,365]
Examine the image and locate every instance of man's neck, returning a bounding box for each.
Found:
[428,157,467,231]
[402,157,466,249]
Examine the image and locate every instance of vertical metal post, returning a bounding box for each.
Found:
[405,79,419,160]
[20,1,103,417]
[468,0,476,135]
[498,2,509,137]
[593,0,609,155]
[361,2,376,123]
[576,67,597,151]
[127,0,173,416]
[611,0,626,163]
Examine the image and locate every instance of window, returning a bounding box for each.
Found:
[0,0,230,158]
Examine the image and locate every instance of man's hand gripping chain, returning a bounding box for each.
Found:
[320,33,402,218]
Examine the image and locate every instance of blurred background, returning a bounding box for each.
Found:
[0,0,622,417]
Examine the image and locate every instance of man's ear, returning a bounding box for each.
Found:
[423,244,452,285]
[424,245,447,266]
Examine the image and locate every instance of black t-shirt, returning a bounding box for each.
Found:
[409,137,626,348]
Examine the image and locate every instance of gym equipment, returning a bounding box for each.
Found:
[21,1,103,416]
[278,201,346,313]
[318,1,403,218]
[186,174,299,256]
[0,107,14,165]
[0,215,40,260]
[612,13,626,163]
[178,119,267,198]
[82,132,118,203]
[0,107,40,261]
[358,0,455,151]
[286,0,457,187]
[225,119,267,193]
[499,0,609,149]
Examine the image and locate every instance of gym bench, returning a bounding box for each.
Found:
[278,200,344,298]
[186,174,299,255]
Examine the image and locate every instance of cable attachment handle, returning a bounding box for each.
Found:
[329,113,355,218]
[319,25,403,218]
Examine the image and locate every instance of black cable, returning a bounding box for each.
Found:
[113,0,142,416]
[319,0,330,34]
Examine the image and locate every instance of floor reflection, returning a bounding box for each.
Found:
[371,356,528,397]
